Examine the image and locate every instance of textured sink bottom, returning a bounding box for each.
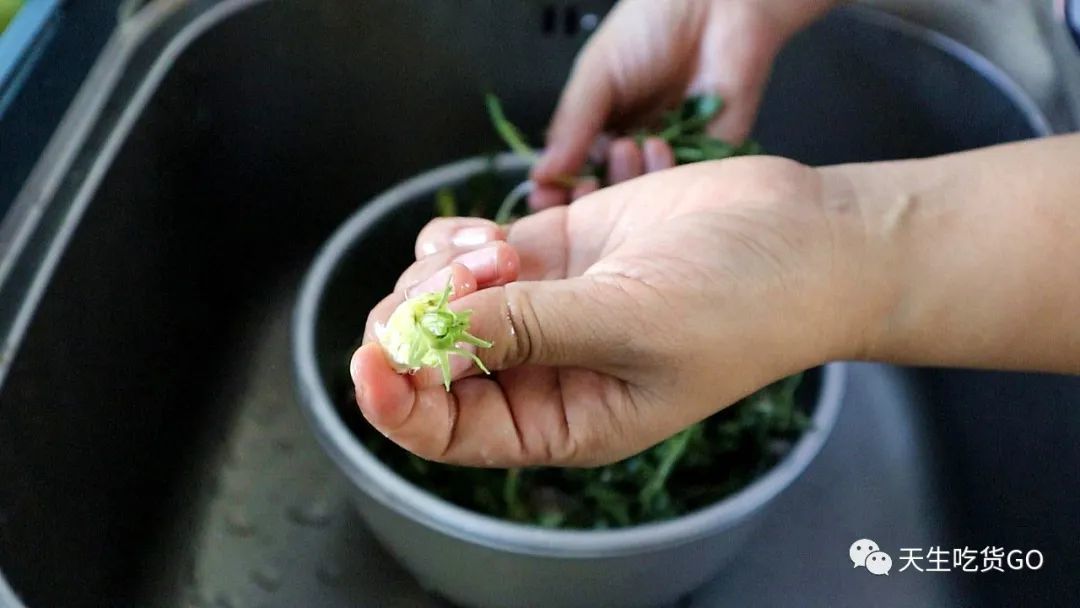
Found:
[145,283,960,608]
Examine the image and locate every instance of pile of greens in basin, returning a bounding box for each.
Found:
[356,95,810,529]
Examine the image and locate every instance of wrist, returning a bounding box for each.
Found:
[820,135,1080,372]
[814,156,947,364]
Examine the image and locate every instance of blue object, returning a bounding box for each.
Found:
[1068,0,1080,53]
[0,0,61,116]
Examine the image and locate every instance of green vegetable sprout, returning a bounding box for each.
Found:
[375,279,492,391]
[439,92,764,225]
[352,93,811,529]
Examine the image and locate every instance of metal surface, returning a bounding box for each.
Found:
[0,1,120,217]
[0,1,1071,607]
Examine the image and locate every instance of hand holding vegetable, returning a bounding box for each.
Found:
[529,0,839,208]
[352,155,860,467]
[352,134,1080,468]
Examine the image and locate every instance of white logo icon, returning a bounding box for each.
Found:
[866,550,893,576]
[849,538,880,568]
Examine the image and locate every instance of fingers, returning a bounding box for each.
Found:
[690,10,778,145]
[351,275,652,466]
[532,136,675,203]
[372,273,645,380]
[704,87,762,144]
[571,176,599,200]
[607,138,645,184]
[597,136,673,190]
[365,262,479,344]
[350,344,524,464]
[642,137,676,172]
[366,244,520,346]
[415,217,505,259]
[396,241,519,294]
[352,342,633,466]
[530,48,613,190]
[413,208,576,282]
[350,348,535,466]
[451,276,647,374]
[529,185,569,211]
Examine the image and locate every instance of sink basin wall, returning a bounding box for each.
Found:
[0,1,1069,606]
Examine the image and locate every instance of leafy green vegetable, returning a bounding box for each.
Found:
[374,279,492,391]
[485,93,537,161]
[363,374,809,528]
[468,93,763,223]
[354,94,810,529]
[435,187,458,218]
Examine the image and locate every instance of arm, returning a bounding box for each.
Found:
[828,133,1080,373]
[353,135,1080,467]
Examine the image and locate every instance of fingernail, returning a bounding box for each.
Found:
[355,381,366,410]
[452,244,500,283]
[451,226,493,248]
[407,266,454,297]
[350,349,363,384]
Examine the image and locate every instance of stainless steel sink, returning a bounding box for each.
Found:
[0,2,1076,607]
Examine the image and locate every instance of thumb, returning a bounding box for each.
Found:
[451,277,641,373]
[531,48,614,186]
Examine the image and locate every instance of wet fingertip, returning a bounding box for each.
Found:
[498,243,521,284]
[528,186,567,210]
[351,343,414,429]
[446,263,478,300]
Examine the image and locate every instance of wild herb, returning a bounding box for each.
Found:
[365,374,809,528]
[375,279,492,391]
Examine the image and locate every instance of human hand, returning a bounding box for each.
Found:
[349,156,872,467]
[529,0,839,208]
